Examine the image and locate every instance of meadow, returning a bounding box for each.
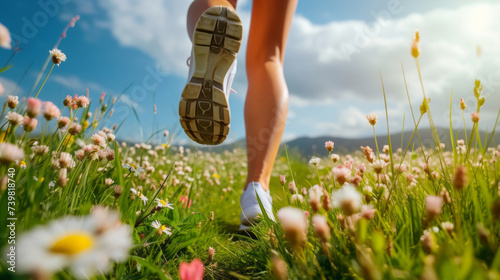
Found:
[0,21,500,280]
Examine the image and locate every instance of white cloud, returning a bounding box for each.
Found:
[96,1,500,139]
[0,77,22,96]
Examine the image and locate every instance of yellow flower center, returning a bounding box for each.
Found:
[160,200,167,206]
[161,144,167,148]
[21,160,26,165]
[49,232,94,256]
[161,225,166,231]
[213,173,220,179]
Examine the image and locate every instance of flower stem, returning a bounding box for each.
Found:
[34,63,55,99]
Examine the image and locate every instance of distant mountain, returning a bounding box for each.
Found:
[202,128,500,157]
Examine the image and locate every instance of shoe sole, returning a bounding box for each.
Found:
[179,6,242,145]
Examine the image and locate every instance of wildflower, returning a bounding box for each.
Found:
[49,48,67,65]
[372,159,387,174]
[14,211,132,278]
[440,187,451,204]
[309,157,320,166]
[288,181,297,194]
[151,220,172,236]
[27,97,42,118]
[68,123,82,135]
[58,168,69,187]
[22,117,38,132]
[471,112,480,123]
[453,165,467,190]
[6,111,23,126]
[366,113,378,126]
[7,95,19,109]
[361,146,375,163]
[421,230,436,254]
[76,95,90,108]
[333,165,351,185]
[325,141,334,152]
[154,198,174,209]
[58,152,75,169]
[208,247,215,262]
[425,195,443,221]
[113,185,122,199]
[32,145,49,156]
[382,145,389,153]
[0,23,11,49]
[130,188,148,205]
[394,163,407,174]
[312,215,330,242]
[179,259,204,280]
[331,153,340,163]
[442,222,454,235]
[457,139,465,146]
[105,178,114,186]
[48,181,56,188]
[360,205,376,220]
[57,116,70,129]
[308,185,323,212]
[411,30,420,58]
[42,101,61,120]
[179,195,192,209]
[91,133,106,147]
[106,133,115,142]
[291,194,304,203]
[277,207,308,250]
[279,175,286,186]
[460,98,466,110]
[331,183,362,216]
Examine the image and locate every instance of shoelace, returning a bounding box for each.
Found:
[185,56,237,94]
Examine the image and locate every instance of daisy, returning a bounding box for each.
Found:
[13,210,132,279]
[130,188,148,205]
[154,198,174,209]
[151,220,172,236]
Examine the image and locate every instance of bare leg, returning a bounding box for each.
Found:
[244,0,298,191]
[187,0,237,40]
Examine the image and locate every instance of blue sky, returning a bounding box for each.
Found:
[1,0,499,145]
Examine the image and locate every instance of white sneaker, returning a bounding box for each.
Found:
[239,182,275,230]
[179,6,242,145]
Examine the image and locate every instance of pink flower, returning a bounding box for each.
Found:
[357,163,366,173]
[279,175,286,186]
[0,82,4,96]
[27,98,42,118]
[360,205,376,220]
[324,141,334,152]
[0,23,12,49]
[76,95,90,108]
[425,195,443,221]
[22,116,38,132]
[100,92,105,103]
[57,116,70,129]
[289,181,297,194]
[312,215,330,242]
[179,259,204,280]
[42,101,61,120]
[179,195,192,209]
[471,112,480,123]
[333,165,351,185]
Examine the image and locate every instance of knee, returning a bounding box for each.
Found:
[245,47,283,70]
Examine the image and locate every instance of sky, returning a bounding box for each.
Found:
[1,0,499,146]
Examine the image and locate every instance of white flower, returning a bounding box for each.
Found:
[48,181,56,188]
[291,194,305,203]
[331,183,363,216]
[49,48,67,65]
[151,220,172,236]
[154,198,174,209]
[11,210,132,279]
[6,111,24,126]
[277,207,308,248]
[309,157,321,166]
[130,188,148,205]
[0,142,25,164]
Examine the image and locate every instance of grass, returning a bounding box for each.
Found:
[0,28,499,280]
